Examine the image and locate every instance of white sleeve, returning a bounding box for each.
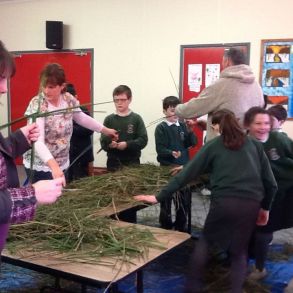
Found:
[34,117,54,163]
[73,110,104,132]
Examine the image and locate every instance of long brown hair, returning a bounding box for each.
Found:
[211,109,245,150]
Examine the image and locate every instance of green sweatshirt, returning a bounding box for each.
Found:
[156,136,277,210]
[100,112,148,164]
[263,131,293,192]
[155,121,197,166]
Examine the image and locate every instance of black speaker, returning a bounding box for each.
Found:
[46,21,63,49]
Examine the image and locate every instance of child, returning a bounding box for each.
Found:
[100,85,148,171]
[135,109,277,293]
[155,96,197,231]
[66,83,94,182]
[244,106,293,280]
[267,104,287,132]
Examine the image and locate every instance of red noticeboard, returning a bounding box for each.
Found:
[9,49,93,164]
[179,43,250,157]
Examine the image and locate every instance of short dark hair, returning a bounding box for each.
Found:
[224,47,247,65]
[113,85,132,99]
[0,40,15,78]
[267,104,287,121]
[162,96,180,110]
[66,83,77,96]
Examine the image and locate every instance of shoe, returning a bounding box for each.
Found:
[284,278,293,293]
[200,188,211,196]
[248,266,267,280]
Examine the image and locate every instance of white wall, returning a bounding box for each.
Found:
[1,0,293,166]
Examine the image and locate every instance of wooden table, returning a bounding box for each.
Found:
[93,201,150,223]
[2,221,190,293]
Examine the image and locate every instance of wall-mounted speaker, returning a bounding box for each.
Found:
[46,21,63,49]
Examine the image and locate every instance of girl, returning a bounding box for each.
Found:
[244,106,293,280]
[135,109,277,293]
[23,63,118,183]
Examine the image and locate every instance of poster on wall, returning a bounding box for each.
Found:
[260,39,293,119]
[188,64,202,92]
[205,64,220,87]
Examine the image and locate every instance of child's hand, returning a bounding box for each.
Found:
[133,195,158,204]
[109,141,118,149]
[102,127,119,141]
[117,141,127,150]
[256,208,269,226]
[170,166,183,176]
[172,151,181,159]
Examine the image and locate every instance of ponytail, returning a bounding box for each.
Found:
[212,109,245,150]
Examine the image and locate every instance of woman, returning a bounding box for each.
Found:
[23,63,117,183]
[134,109,277,293]
[0,40,63,253]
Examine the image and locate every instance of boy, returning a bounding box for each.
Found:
[66,83,94,182]
[100,85,148,171]
[155,96,197,231]
[267,104,287,132]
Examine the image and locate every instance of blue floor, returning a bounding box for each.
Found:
[0,240,292,292]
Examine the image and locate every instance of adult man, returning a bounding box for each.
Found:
[175,47,264,141]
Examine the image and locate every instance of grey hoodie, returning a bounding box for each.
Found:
[175,64,264,141]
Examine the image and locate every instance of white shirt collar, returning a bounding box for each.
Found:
[165,120,180,127]
[115,109,132,117]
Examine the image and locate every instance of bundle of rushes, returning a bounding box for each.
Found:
[6,164,175,264]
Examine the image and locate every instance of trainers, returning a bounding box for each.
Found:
[200,187,211,196]
[248,267,267,280]
[284,277,293,293]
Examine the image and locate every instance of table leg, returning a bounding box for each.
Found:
[187,190,192,234]
[136,270,143,293]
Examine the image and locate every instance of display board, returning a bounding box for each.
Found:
[260,39,293,119]
[179,43,250,156]
[9,49,93,164]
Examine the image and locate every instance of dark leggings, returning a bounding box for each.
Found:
[184,197,260,293]
[252,232,273,271]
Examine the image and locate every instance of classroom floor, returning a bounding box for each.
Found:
[0,167,292,292]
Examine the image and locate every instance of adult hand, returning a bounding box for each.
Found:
[117,141,127,150]
[52,169,66,187]
[256,208,269,226]
[32,177,63,205]
[20,123,40,144]
[185,118,196,131]
[47,159,66,186]
[102,127,119,141]
[196,120,207,131]
[133,195,158,204]
[170,165,183,176]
